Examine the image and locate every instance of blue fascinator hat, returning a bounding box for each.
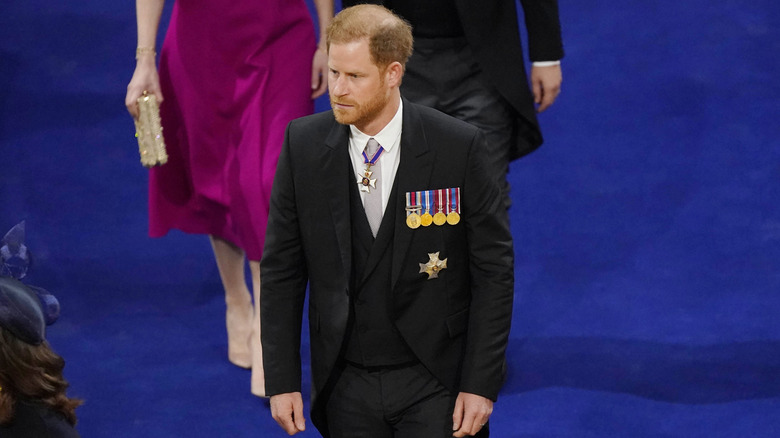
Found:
[0,221,60,345]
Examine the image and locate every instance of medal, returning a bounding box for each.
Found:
[405,191,422,229]
[357,144,384,193]
[419,251,448,280]
[420,190,433,227]
[358,169,376,193]
[406,212,421,229]
[446,187,460,225]
[433,188,447,226]
[446,211,460,225]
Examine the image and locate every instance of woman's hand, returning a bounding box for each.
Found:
[310,45,329,99]
[125,57,163,119]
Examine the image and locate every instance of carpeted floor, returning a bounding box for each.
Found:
[1,0,779,436]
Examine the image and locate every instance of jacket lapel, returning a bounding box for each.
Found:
[391,101,435,290]
[323,121,353,289]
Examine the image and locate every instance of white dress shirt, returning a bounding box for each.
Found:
[348,99,403,215]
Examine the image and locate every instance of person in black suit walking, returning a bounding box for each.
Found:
[341,0,564,206]
[260,4,514,437]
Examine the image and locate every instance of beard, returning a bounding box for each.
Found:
[331,87,389,128]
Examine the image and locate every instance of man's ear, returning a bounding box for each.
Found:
[385,62,404,88]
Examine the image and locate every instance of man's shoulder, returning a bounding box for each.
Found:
[289,110,335,131]
[285,110,342,148]
[406,100,480,136]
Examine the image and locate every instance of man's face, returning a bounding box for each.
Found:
[328,39,391,131]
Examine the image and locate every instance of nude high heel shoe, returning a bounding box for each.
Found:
[226,297,253,369]
[210,236,254,369]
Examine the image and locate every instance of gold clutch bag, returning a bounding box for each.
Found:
[134,91,168,168]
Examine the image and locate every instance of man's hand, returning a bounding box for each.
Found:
[452,392,493,437]
[530,64,562,113]
[270,392,306,435]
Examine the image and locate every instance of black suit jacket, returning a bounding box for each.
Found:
[260,100,514,434]
[341,0,564,159]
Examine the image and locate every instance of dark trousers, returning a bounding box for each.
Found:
[402,36,520,209]
[325,362,489,438]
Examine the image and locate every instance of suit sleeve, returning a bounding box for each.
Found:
[458,130,515,401]
[260,122,309,396]
[519,0,565,62]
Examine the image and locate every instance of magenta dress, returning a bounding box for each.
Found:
[149,0,316,261]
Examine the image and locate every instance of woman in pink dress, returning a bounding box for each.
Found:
[125,0,333,397]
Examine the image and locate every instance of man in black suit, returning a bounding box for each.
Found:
[261,5,514,437]
[341,0,564,206]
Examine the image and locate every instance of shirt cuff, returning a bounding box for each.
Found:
[532,60,561,67]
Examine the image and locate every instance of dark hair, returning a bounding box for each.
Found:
[0,327,82,426]
[326,4,414,69]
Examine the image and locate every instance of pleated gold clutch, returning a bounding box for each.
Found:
[134,91,168,168]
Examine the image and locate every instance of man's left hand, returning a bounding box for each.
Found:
[531,64,562,112]
[452,392,493,437]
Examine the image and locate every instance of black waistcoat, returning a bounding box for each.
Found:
[343,173,417,366]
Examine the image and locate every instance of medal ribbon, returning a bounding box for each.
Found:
[450,187,460,214]
[423,190,433,214]
[405,191,420,216]
[362,146,384,166]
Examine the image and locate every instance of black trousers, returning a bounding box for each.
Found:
[402,36,522,209]
[325,362,489,438]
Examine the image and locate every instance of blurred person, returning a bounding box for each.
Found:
[0,222,82,437]
[342,0,564,207]
[125,0,333,397]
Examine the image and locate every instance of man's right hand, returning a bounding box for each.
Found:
[270,392,307,435]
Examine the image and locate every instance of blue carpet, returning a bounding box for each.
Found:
[1,0,779,436]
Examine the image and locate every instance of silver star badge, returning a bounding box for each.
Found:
[419,252,448,280]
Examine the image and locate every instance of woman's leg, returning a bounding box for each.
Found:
[249,260,266,397]
[210,236,253,369]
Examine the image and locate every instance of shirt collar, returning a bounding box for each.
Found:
[349,99,403,151]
